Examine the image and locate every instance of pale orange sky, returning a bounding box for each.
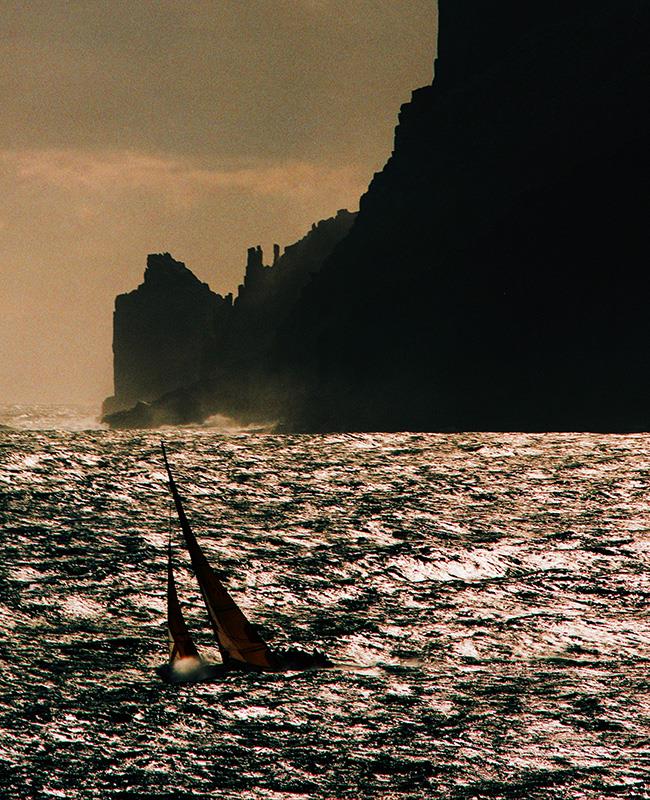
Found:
[0,1,437,405]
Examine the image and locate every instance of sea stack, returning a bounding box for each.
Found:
[103,253,231,417]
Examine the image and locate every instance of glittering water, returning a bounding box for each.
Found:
[1,406,649,799]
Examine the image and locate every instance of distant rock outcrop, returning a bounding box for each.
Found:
[102,211,356,426]
[225,209,356,370]
[205,208,358,423]
[102,253,231,417]
[274,0,650,431]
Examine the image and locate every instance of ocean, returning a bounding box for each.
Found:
[0,405,648,799]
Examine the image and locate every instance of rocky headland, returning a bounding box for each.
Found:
[105,0,650,432]
[103,210,356,428]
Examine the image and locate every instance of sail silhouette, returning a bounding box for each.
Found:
[161,443,278,671]
[166,541,200,662]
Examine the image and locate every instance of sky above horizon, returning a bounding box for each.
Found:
[0,1,437,405]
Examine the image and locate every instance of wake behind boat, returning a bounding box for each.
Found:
[160,442,331,681]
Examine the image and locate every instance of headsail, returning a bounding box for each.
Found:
[167,541,200,662]
[161,443,277,671]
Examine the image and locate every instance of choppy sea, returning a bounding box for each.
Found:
[0,404,648,799]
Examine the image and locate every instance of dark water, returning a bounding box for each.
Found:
[0,406,648,799]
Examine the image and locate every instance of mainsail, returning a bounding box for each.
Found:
[162,443,277,671]
[167,541,200,662]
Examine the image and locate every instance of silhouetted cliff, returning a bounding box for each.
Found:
[202,208,357,424]
[274,0,650,431]
[103,253,230,417]
[103,211,355,427]
[224,209,356,368]
[105,1,650,432]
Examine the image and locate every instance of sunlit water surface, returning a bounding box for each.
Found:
[0,405,648,799]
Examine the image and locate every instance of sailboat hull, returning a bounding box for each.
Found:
[272,648,332,671]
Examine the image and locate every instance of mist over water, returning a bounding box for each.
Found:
[0,407,648,799]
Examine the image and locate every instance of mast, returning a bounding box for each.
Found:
[161,443,277,671]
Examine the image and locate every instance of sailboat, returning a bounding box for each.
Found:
[159,442,331,681]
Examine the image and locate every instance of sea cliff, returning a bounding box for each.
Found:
[103,210,356,428]
[103,253,230,418]
[105,0,650,431]
[275,0,650,431]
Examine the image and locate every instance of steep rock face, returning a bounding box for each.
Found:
[277,0,650,431]
[226,209,356,368]
[203,208,357,422]
[102,211,355,425]
[103,253,231,415]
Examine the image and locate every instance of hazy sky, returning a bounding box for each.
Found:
[0,1,437,405]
